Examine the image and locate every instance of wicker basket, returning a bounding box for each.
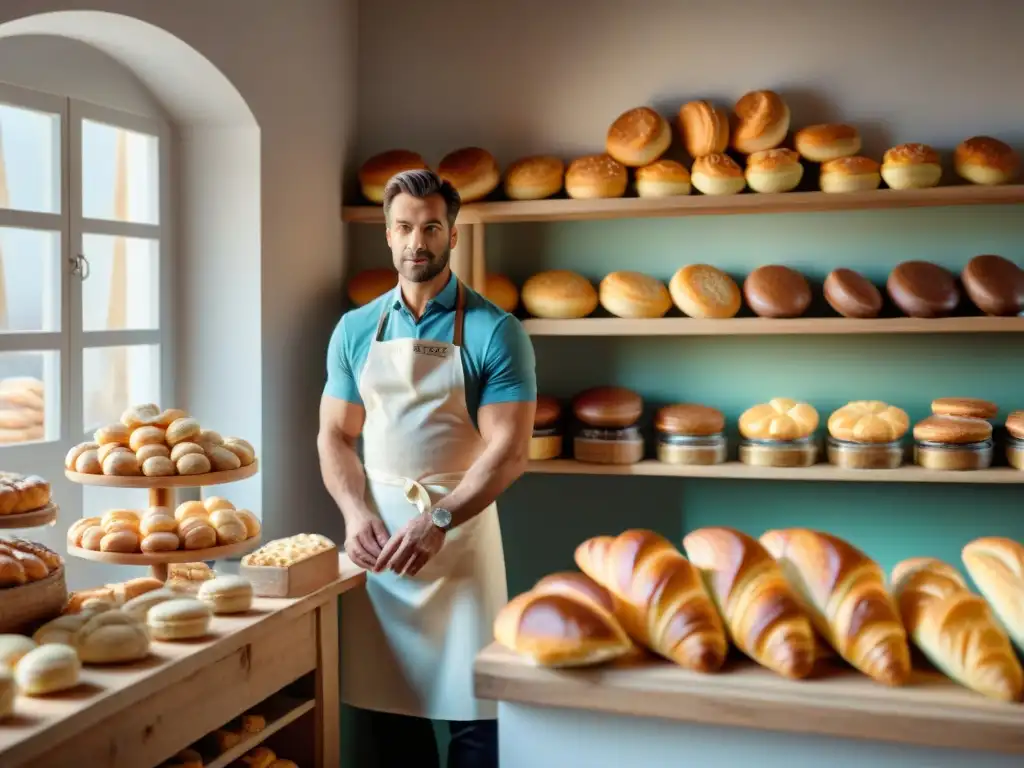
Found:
[0,565,68,634]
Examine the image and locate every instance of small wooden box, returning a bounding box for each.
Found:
[240,546,340,598]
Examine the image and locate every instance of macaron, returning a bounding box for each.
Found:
[122,587,183,622]
[147,598,212,641]
[198,575,254,615]
[15,644,81,695]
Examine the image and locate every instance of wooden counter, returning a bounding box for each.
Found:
[0,556,365,768]
[475,643,1024,767]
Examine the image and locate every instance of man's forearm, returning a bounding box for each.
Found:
[434,440,528,529]
[317,431,373,524]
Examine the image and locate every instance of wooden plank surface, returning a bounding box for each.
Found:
[527,459,1024,484]
[343,183,1024,225]
[474,643,1024,754]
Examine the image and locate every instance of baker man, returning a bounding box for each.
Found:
[318,169,537,768]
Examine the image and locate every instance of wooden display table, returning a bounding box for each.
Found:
[0,555,365,768]
[474,643,1024,768]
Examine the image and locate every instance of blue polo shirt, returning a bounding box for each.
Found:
[324,274,537,422]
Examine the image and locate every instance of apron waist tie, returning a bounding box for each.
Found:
[365,468,433,515]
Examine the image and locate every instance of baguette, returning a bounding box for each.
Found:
[891,557,1023,702]
[962,537,1024,654]
[575,529,727,672]
[760,528,911,685]
[493,571,635,667]
[683,526,816,679]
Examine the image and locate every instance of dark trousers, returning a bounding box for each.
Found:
[349,706,498,768]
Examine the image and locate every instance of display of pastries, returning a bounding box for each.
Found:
[827,401,910,470]
[819,156,881,193]
[605,106,672,168]
[655,404,727,466]
[147,598,212,641]
[564,154,629,199]
[677,100,729,158]
[668,264,742,319]
[690,153,745,196]
[0,537,62,588]
[0,472,51,515]
[437,146,501,203]
[738,399,820,468]
[571,387,644,465]
[597,271,672,319]
[880,143,942,190]
[913,414,994,471]
[794,124,861,163]
[521,270,598,319]
[744,148,804,194]
[954,136,1020,186]
[503,155,565,201]
[634,159,691,198]
[730,90,790,155]
[242,533,336,567]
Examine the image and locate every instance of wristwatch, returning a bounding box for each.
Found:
[430,507,452,531]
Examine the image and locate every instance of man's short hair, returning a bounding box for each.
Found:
[382,170,461,228]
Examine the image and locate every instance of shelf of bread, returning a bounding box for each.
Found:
[482,528,1024,753]
[194,694,313,768]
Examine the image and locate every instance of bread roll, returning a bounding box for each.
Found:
[913,414,992,444]
[1005,411,1024,440]
[823,268,883,318]
[142,456,176,477]
[961,254,1024,317]
[94,423,130,445]
[347,268,396,306]
[120,403,160,429]
[208,445,242,472]
[691,153,745,195]
[881,143,942,190]
[819,156,881,193]
[605,107,671,167]
[745,148,804,193]
[677,100,729,158]
[598,271,672,319]
[65,441,98,470]
[136,443,170,463]
[198,575,253,614]
[177,453,212,475]
[80,525,104,551]
[67,517,100,547]
[793,124,861,163]
[634,159,691,198]
[15,644,80,695]
[828,401,909,443]
[0,634,36,672]
[954,136,1020,186]
[731,90,790,154]
[482,273,519,313]
[74,448,101,474]
[75,611,150,664]
[147,598,212,640]
[234,509,262,539]
[739,398,819,441]
[128,425,165,452]
[98,443,131,464]
[170,441,203,463]
[101,530,140,553]
[572,387,643,429]
[743,265,811,318]
[503,156,564,201]
[179,518,217,549]
[211,510,248,545]
[521,270,598,319]
[564,154,628,199]
[654,404,724,436]
[358,150,429,203]
[204,496,235,513]
[175,501,209,522]
[141,532,180,552]
[166,417,201,446]
[222,437,256,466]
[962,538,1024,654]
[102,451,141,476]
[886,261,960,318]
[891,556,1023,701]
[931,397,998,420]
[438,147,500,203]
[0,554,25,587]
[668,264,741,319]
[156,408,188,428]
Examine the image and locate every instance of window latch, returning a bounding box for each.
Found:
[69,252,91,280]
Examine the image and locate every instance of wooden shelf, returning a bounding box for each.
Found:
[203,695,315,768]
[343,184,1024,225]
[0,501,58,529]
[474,643,1024,754]
[522,316,1024,337]
[64,460,258,489]
[527,459,1024,484]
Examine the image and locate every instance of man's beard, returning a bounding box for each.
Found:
[401,246,450,283]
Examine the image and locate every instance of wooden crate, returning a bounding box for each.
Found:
[240,547,340,598]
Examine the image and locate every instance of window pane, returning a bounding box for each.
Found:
[0,227,60,333]
[0,351,57,446]
[81,234,158,331]
[83,344,160,435]
[81,119,159,225]
[0,102,60,214]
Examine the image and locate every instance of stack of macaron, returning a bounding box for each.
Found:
[912,398,999,471]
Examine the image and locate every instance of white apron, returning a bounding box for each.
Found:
[340,279,507,721]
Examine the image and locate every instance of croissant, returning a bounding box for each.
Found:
[683,526,815,679]
[891,557,1023,702]
[574,529,727,672]
[759,528,911,685]
[962,537,1024,654]
[493,571,634,667]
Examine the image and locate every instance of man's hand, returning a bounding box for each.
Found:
[374,512,445,577]
[344,512,390,571]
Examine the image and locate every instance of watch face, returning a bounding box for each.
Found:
[432,508,452,528]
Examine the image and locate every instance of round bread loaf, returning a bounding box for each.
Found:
[358,150,429,204]
[730,90,790,154]
[654,404,725,436]
[598,271,672,319]
[793,124,861,163]
[668,264,741,319]
[534,397,562,430]
[886,261,960,318]
[1005,411,1024,440]
[954,136,1020,186]
[347,268,396,306]
[565,154,628,199]
[960,254,1024,316]
[503,156,565,201]
[437,147,500,203]
[572,387,643,429]
[745,148,803,193]
[635,159,691,198]
[931,397,998,420]
[521,270,598,319]
[739,398,819,441]
[482,273,519,313]
[828,401,910,443]
[605,107,672,167]
[913,414,992,444]
[881,143,942,190]
[823,268,883,318]
[743,265,812,318]
[819,156,881,193]
[677,100,729,158]
[691,154,745,195]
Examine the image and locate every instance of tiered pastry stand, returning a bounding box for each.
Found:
[63,462,261,581]
[0,500,59,529]
[0,500,66,633]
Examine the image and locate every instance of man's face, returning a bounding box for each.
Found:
[385,193,458,283]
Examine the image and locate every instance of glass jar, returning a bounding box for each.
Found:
[574,425,644,465]
[739,436,818,468]
[657,432,727,465]
[1008,436,1024,470]
[914,439,993,471]
[827,437,905,470]
[530,427,563,461]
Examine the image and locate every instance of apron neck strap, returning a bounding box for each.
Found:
[374,278,466,345]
